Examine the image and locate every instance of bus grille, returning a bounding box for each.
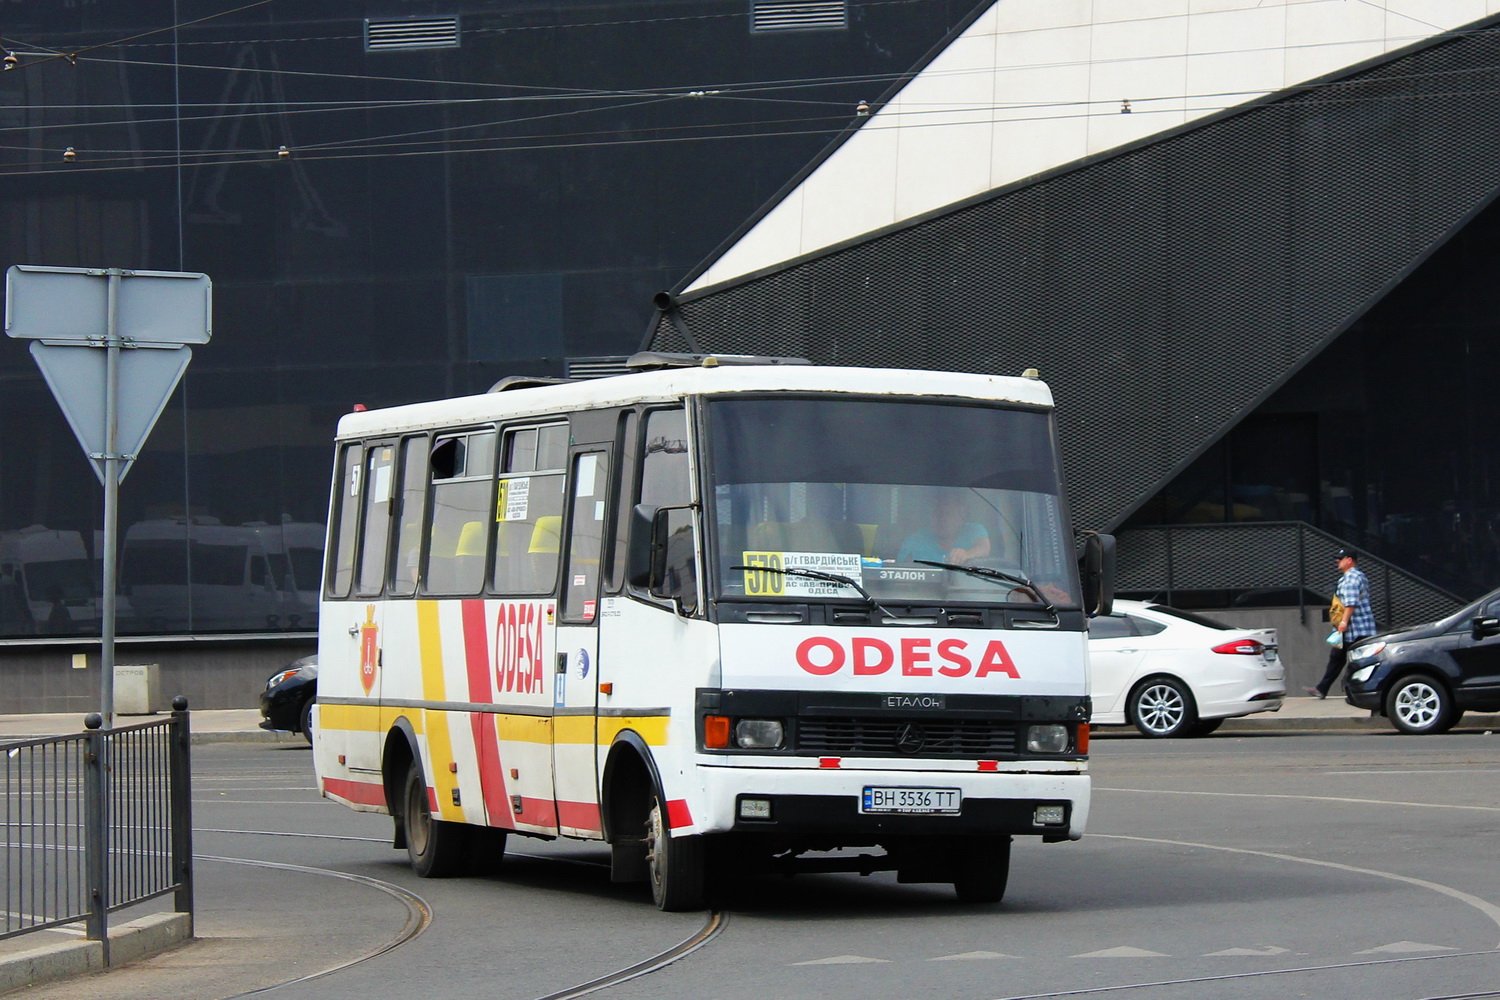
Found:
[795,718,1018,758]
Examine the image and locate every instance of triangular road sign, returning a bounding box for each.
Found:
[29,342,192,485]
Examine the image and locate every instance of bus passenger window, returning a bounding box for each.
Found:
[606,411,639,594]
[495,422,567,594]
[356,445,396,596]
[391,436,429,597]
[327,444,362,598]
[424,430,495,595]
[562,452,609,621]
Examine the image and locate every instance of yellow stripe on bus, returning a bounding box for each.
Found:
[598,716,669,746]
[318,702,385,732]
[417,601,446,702]
[318,703,666,748]
[415,602,462,820]
[496,713,552,745]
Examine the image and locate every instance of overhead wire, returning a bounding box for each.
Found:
[3,13,1500,175]
[6,69,1500,174]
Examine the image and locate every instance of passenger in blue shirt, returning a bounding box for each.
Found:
[898,493,991,565]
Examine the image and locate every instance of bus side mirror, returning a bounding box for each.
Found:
[1079,532,1115,617]
[626,504,661,590]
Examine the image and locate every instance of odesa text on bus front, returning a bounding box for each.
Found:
[311,355,1114,910]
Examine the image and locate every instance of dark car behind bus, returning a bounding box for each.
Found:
[1344,587,1500,734]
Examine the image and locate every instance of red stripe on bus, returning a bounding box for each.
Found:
[322,776,387,807]
[467,713,516,830]
[556,800,603,832]
[666,799,693,829]
[508,796,559,828]
[460,599,493,703]
[461,601,518,829]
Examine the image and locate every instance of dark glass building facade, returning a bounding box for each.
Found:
[0,1,977,641]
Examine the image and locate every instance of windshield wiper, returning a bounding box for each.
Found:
[729,564,906,620]
[914,560,1057,615]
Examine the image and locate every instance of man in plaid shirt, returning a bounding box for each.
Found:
[1307,548,1375,699]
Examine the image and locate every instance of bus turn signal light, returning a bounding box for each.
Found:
[704,715,731,749]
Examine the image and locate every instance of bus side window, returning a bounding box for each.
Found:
[639,408,696,610]
[355,444,396,597]
[495,423,568,594]
[605,411,639,594]
[327,444,362,599]
[561,451,609,621]
[424,430,495,596]
[390,435,429,597]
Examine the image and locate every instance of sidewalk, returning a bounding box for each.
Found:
[2,699,1498,742]
[0,709,292,744]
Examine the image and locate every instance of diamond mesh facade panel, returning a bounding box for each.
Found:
[1117,524,1460,628]
[653,25,1500,539]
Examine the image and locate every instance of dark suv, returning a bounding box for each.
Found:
[1344,586,1500,734]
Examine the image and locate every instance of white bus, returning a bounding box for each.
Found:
[313,355,1113,910]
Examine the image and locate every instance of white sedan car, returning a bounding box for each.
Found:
[1088,600,1285,737]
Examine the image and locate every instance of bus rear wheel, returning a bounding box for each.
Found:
[645,792,706,911]
[953,836,1011,904]
[403,760,470,878]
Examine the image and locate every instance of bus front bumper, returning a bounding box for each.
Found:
[692,764,1089,842]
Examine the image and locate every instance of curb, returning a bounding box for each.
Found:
[0,912,190,996]
[192,730,309,746]
[1095,712,1500,735]
[1220,711,1500,733]
[0,732,303,746]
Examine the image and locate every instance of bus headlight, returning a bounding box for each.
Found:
[1026,724,1069,753]
[734,719,784,750]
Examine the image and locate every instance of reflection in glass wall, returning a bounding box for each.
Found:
[0,2,964,639]
[119,518,325,633]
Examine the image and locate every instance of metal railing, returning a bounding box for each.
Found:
[2,698,194,964]
[1116,521,1466,629]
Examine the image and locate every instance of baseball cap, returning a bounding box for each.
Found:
[1335,548,1356,561]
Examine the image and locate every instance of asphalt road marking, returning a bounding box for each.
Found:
[1097,786,1500,813]
[1074,947,1168,958]
[930,951,1016,961]
[1322,769,1500,775]
[1354,941,1456,954]
[1204,946,1291,956]
[793,955,890,965]
[1096,833,1500,949]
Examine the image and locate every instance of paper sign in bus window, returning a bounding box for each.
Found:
[576,454,598,497]
[499,477,530,521]
[371,458,393,503]
[740,551,862,597]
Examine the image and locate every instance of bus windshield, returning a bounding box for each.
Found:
[707,396,1079,606]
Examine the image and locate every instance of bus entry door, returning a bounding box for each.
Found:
[552,451,608,838]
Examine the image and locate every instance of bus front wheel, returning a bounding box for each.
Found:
[645,792,706,911]
[403,760,470,878]
[953,836,1011,904]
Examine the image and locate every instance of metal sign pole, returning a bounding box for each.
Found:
[100,270,121,728]
[5,263,211,727]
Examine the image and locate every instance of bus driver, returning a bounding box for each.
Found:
[898,492,991,566]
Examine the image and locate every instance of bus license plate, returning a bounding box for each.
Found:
[860,786,962,815]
